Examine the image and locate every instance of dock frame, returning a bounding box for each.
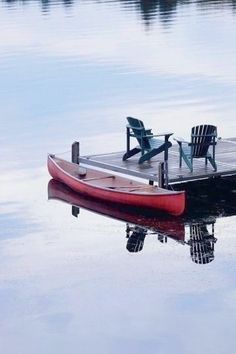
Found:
[72,139,236,187]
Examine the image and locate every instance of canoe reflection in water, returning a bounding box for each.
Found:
[48,176,236,264]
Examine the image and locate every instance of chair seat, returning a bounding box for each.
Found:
[181,144,211,158]
[147,137,167,151]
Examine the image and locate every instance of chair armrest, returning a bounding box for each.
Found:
[145,129,152,135]
[173,136,190,144]
[151,132,173,139]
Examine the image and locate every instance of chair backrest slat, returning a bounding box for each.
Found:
[190,223,215,264]
[127,117,151,150]
[191,125,217,157]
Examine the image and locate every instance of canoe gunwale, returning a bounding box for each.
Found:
[47,154,186,216]
[48,154,183,197]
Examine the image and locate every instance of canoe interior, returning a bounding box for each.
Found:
[53,156,182,195]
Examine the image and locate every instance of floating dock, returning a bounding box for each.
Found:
[78,138,236,185]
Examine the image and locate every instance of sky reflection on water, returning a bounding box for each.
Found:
[1,168,236,353]
[1,0,236,353]
[1,0,236,155]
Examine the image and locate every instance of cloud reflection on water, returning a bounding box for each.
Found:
[0,0,236,147]
[1,165,236,354]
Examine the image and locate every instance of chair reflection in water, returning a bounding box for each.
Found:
[126,225,147,252]
[126,224,168,253]
[188,221,217,264]
[126,221,217,263]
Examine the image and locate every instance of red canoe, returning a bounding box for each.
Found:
[47,154,185,216]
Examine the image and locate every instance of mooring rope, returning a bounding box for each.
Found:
[54,150,71,156]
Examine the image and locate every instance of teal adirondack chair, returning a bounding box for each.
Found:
[122,117,173,164]
[174,125,217,172]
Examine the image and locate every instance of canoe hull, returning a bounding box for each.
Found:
[47,155,185,216]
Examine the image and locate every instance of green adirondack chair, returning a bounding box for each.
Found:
[174,124,217,172]
[122,117,173,164]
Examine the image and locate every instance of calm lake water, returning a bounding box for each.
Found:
[1,1,236,353]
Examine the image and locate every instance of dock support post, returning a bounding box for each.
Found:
[158,162,164,188]
[72,206,80,217]
[164,161,169,189]
[72,141,80,164]
[158,161,171,188]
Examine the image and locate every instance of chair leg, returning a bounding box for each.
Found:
[190,157,193,172]
[138,145,168,164]
[122,147,141,161]
[181,153,193,172]
[138,151,153,164]
[208,156,217,171]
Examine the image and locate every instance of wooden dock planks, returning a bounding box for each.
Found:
[79,138,236,184]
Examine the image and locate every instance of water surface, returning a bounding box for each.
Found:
[1,1,236,353]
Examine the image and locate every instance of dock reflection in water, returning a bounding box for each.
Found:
[48,176,236,264]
